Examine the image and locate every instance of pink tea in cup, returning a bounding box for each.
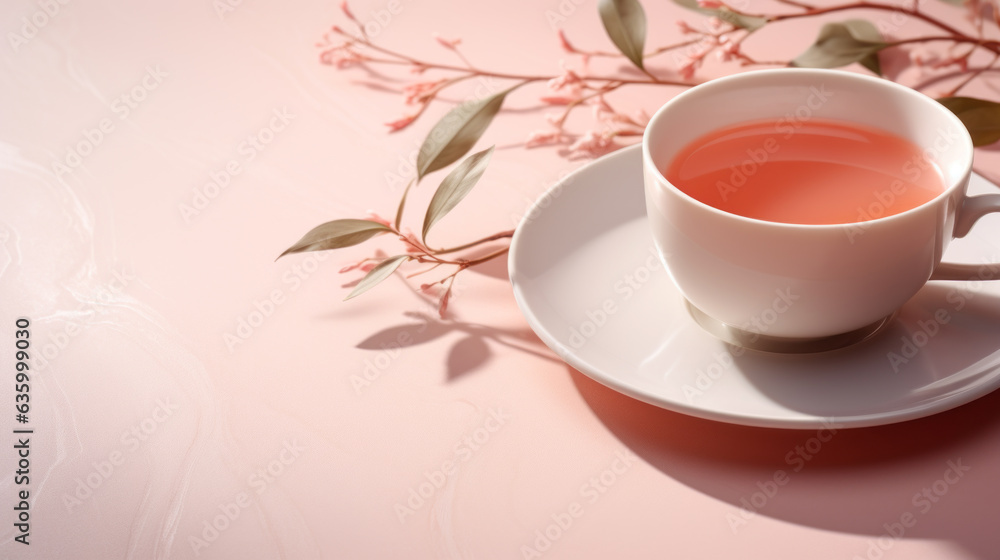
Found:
[663,118,946,225]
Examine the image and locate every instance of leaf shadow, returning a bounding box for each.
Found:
[446,335,492,380]
[353,311,557,381]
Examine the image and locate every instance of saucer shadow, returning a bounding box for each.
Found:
[732,284,1000,420]
[570,284,1000,559]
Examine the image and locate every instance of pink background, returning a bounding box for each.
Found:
[3,0,1000,558]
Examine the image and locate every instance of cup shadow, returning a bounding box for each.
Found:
[572,368,1000,558]
[732,283,1000,420]
[570,283,1000,559]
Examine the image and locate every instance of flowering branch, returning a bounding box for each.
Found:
[283,0,1000,315]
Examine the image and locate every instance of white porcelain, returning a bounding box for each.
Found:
[642,68,1000,339]
[509,145,1000,428]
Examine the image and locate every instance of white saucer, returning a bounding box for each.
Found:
[509,145,1000,429]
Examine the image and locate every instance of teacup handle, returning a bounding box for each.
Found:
[930,193,1000,281]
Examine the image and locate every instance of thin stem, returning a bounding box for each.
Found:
[774,0,815,9]
[435,229,516,255]
[647,38,709,57]
[406,262,444,279]
[890,36,1000,49]
[572,37,706,59]
[946,50,1000,96]
[335,29,695,88]
[338,30,554,82]
[451,47,475,70]
[550,82,626,128]
[461,246,510,267]
[761,1,978,47]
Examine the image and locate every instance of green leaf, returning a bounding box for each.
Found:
[791,20,887,70]
[858,52,882,76]
[846,19,883,75]
[423,146,494,240]
[278,219,391,259]
[416,89,509,180]
[599,0,647,71]
[938,96,1000,146]
[394,178,415,230]
[672,0,767,30]
[344,255,410,300]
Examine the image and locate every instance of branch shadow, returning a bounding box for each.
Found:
[355,311,557,381]
[465,247,511,280]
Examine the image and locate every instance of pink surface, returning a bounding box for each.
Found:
[2,1,999,559]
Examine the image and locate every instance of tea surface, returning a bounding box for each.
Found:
[664,118,945,225]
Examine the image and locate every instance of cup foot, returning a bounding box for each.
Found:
[684,299,896,354]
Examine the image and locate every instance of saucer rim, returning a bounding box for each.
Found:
[508,144,1000,430]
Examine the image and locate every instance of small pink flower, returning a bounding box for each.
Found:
[525,130,569,148]
[707,16,724,31]
[398,230,425,254]
[364,211,393,228]
[403,79,446,105]
[716,36,741,61]
[438,288,451,318]
[678,59,698,80]
[544,112,566,128]
[676,20,697,35]
[929,53,968,73]
[385,114,418,132]
[434,34,462,50]
[591,95,613,114]
[963,0,990,24]
[548,64,583,91]
[340,1,357,22]
[908,46,940,67]
[568,130,614,158]
[359,262,377,273]
[319,46,365,68]
[540,95,578,105]
[557,29,578,53]
[698,0,725,8]
[591,96,632,127]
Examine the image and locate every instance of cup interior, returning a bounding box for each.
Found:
[643,69,973,219]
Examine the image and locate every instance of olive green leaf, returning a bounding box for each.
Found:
[416,89,509,180]
[672,0,767,30]
[791,20,887,71]
[278,219,391,259]
[599,0,647,71]
[843,19,884,75]
[345,255,410,300]
[938,96,1000,146]
[423,146,494,241]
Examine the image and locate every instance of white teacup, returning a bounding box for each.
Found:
[643,68,1000,352]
